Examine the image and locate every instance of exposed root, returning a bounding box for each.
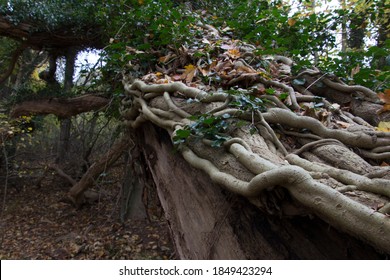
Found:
[120,38,390,253]
[263,108,390,149]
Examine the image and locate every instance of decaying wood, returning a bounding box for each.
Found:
[139,123,387,259]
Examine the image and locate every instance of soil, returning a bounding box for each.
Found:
[0,166,176,260]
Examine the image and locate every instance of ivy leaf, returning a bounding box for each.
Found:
[203,117,216,126]
[279,93,289,100]
[249,126,258,135]
[175,129,191,139]
[265,88,276,95]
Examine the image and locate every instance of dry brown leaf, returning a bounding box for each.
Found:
[181,64,197,83]
[227,49,241,59]
[336,120,351,128]
[378,89,390,104]
[172,74,182,81]
[234,60,256,73]
[378,89,390,113]
[125,46,144,54]
[199,60,218,76]
[220,44,234,50]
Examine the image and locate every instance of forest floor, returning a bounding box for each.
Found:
[0,164,176,260]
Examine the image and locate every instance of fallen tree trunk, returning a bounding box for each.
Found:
[138,123,387,259]
[119,73,390,257]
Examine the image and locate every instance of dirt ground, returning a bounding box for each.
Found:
[0,167,176,260]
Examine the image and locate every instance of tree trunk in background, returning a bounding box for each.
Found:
[376,1,389,70]
[56,48,76,164]
[347,14,366,50]
[137,123,387,260]
[340,0,347,53]
[56,118,71,164]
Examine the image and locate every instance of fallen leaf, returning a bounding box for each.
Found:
[234,60,256,73]
[126,46,144,54]
[227,49,241,59]
[377,121,390,132]
[336,120,350,128]
[159,56,169,63]
[181,64,197,83]
[220,44,235,50]
[378,89,390,113]
[378,89,390,103]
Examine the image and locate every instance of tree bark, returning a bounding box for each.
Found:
[120,147,148,222]
[138,123,388,259]
[56,48,76,164]
[10,95,109,118]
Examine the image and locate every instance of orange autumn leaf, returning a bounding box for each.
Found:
[378,89,390,104]
[378,89,390,113]
[227,49,241,59]
[159,56,168,63]
[287,18,297,26]
[181,64,197,83]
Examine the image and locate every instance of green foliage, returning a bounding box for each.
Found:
[173,91,269,147]
[228,91,268,112]
[1,0,389,109]
[173,113,232,147]
[97,0,197,49]
[205,0,388,90]
[0,0,99,32]
[0,38,18,72]
[318,40,390,91]
[6,81,74,106]
[0,113,35,143]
